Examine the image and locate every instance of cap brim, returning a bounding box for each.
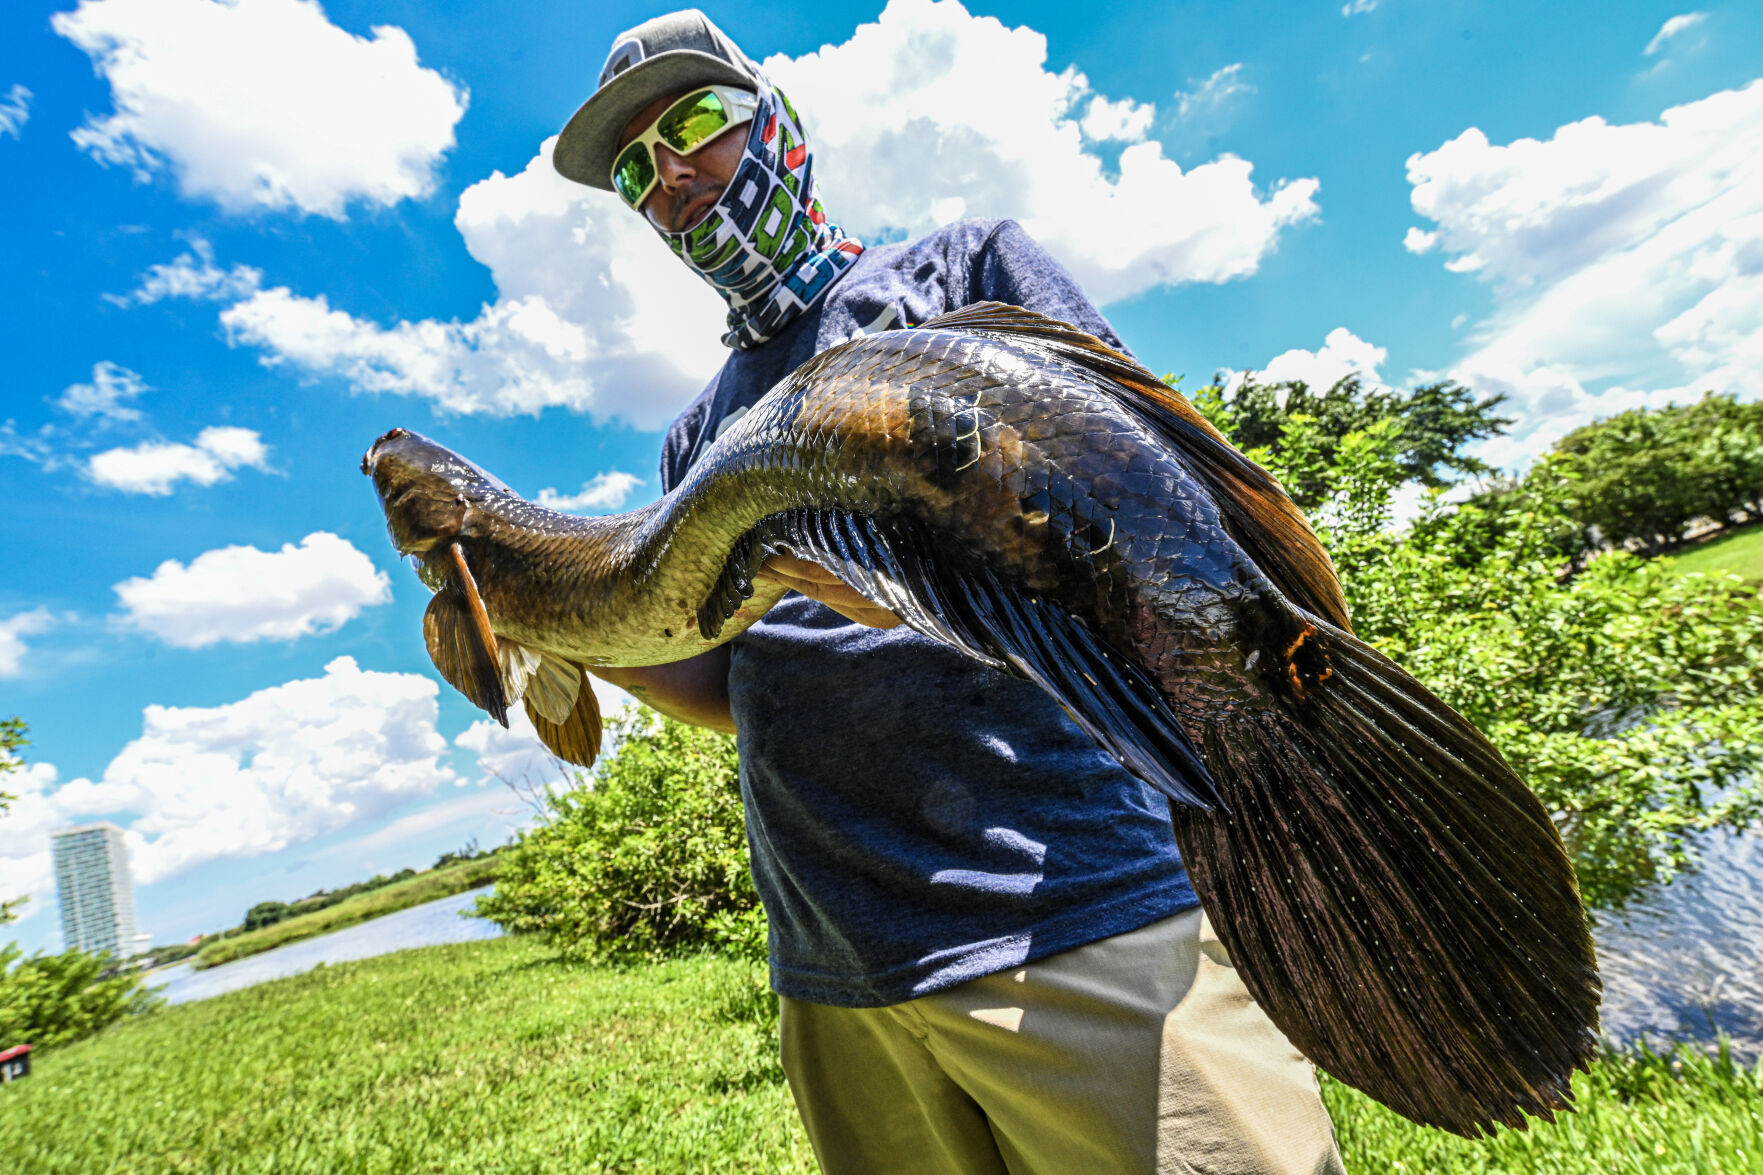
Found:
[554,51,756,191]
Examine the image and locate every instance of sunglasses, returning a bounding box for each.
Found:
[611,86,759,209]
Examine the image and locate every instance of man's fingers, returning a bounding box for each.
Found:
[756,554,903,629]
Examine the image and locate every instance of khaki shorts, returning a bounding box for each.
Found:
[779,908,1344,1175]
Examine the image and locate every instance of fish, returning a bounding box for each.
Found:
[362,301,1600,1137]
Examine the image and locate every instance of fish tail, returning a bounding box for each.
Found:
[1172,620,1601,1137]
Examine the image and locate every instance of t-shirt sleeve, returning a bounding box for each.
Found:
[965,219,1135,358]
[659,376,721,493]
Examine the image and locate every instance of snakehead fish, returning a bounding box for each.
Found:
[362,301,1599,1137]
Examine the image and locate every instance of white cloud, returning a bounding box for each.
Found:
[768,0,1312,304]
[534,471,643,513]
[1173,64,1254,122]
[215,139,728,426]
[1239,327,1390,395]
[1402,226,1437,254]
[456,676,633,789]
[0,84,30,139]
[0,658,458,904]
[1645,12,1707,55]
[1341,0,1378,15]
[87,425,270,494]
[0,608,55,677]
[1080,95,1155,143]
[52,0,466,217]
[57,361,148,422]
[1407,79,1763,465]
[108,238,261,306]
[113,531,390,648]
[203,0,1313,422]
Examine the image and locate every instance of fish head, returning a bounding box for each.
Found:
[362,428,514,571]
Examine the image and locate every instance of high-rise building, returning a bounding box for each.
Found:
[51,822,148,958]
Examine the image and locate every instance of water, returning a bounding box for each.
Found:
[1592,831,1763,1060]
[142,854,1763,1061]
[149,887,505,1006]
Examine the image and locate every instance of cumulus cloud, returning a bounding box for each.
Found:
[52,0,466,217]
[1228,327,1390,397]
[0,658,458,905]
[1406,79,1763,465]
[215,140,727,426]
[56,361,148,423]
[112,531,390,648]
[0,84,30,139]
[768,0,1312,304]
[201,0,1313,423]
[0,608,55,677]
[1645,12,1707,56]
[87,425,270,493]
[108,238,261,306]
[534,471,644,513]
[1080,95,1155,143]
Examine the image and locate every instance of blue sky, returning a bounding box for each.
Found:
[3,0,1760,953]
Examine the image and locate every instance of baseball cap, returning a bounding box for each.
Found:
[554,9,762,191]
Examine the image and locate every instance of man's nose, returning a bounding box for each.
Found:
[654,144,695,192]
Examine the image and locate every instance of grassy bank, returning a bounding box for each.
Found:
[1673,523,1763,582]
[191,856,499,969]
[5,936,1761,1173]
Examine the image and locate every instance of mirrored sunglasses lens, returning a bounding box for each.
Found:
[611,145,655,206]
[658,90,730,153]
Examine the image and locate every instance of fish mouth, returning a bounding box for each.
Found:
[361,427,413,476]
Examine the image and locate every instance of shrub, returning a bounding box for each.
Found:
[474,708,758,962]
[0,945,162,1051]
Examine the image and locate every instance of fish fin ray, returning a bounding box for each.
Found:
[915,302,1352,630]
[1174,615,1601,1137]
[723,508,1220,812]
[523,663,602,768]
[424,585,508,725]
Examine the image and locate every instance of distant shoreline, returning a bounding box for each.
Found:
[188,857,499,970]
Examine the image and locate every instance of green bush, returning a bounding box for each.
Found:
[0,945,161,1051]
[474,708,759,962]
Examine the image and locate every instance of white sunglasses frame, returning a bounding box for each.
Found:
[610,86,759,209]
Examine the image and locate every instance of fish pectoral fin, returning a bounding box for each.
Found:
[424,580,508,726]
[725,508,1219,813]
[523,664,602,768]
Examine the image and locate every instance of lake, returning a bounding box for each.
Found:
[147,846,1763,1060]
[150,886,505,1006]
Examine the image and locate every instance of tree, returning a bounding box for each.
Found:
[2,717,29,928]
[1551,394,1763,556]
[1236,408,1763,908]
[474,709,757,962]
[1189,375,1510,510]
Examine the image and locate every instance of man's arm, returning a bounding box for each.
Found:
[590,648,736,734]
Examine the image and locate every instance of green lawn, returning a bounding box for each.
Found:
[3,936,1759,1173]
[1672,524,1763,582]
[191,856,500,969]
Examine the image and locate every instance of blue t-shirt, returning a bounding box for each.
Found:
[661,219,1200,1007]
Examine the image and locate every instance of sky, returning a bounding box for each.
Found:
[2,0,1760,954]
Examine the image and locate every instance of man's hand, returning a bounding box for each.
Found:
[758,554,902,629]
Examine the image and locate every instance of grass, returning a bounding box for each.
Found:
[5,936,1761,1173]
[1672,524,1763,582]
[191,857,500,969]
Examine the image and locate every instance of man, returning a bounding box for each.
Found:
[552,11,1343,1173]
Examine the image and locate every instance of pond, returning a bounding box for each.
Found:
[143,847,1763,1063]
[149,886,504,1006]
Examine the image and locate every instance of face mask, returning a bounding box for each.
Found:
[654,76,862,350]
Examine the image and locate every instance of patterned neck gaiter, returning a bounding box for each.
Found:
[655,78,863,350]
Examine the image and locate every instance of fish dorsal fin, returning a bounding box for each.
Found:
[915,302,1352,631]
[424,542,509,725]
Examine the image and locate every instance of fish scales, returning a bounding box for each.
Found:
[363,301,1599,1138]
